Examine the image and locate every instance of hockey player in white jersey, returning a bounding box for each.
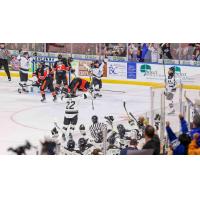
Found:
[90,60,105,98]
[17,52,32,93]
[62,93,85,138]
[165,67,177,114]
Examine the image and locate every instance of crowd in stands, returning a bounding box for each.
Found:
[128,43,200,62]
[3,43,200,63]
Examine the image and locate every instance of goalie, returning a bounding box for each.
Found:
[165,67,177,114]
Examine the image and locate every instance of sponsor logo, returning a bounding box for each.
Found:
[109,66,117,74]
[140,64,162,78]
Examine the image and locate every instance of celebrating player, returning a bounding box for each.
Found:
[62,92,85,138]
[34,60,57,102]
[165,67,177,114]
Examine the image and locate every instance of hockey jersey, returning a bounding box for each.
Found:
[166,75,176,93]
[63,95,85,118]
[17,55,32,74]
[91,64,104,79]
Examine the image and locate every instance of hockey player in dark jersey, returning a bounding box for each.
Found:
[53,54,72,95]
[68,77,91,95]
[34,60,57,102]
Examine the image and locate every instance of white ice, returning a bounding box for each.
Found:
[0,77,199,154]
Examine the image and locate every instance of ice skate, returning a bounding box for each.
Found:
[53,96,57,102]
[168,109,175,115]
[41,97,47,103]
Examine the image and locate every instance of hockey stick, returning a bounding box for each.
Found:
[184,91,200,116]
[123,101,133,121]
[54,121,66,135]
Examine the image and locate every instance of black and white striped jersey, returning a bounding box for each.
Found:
[89,122,107,143]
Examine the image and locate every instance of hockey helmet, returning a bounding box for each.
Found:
[79,124,86,131]
[79,124,86,136]
[117,124,126,138]
[57,54,62,60]
[169,67,175,75]
[91,115,98,124]
[23,52,29,57]
[67,139,75,150]
[68,57,73,62]
[107,132,117,145]
[78,137,87,150]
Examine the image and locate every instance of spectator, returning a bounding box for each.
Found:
[142,125,160,155]
[160,43,173,59]
[120,139,138,155]
[136,44,142,62]
[148,43,159,62]
[166,120,191,155]
[188,114,200,146]
[141,43,148,62]
[188,133,200,155]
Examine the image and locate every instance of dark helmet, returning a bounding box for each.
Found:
[169,67,175,75]
[23,52,29,56]
[107,132,117,145]
[78,137,87,150]
[57,54,62,60]
[117,124,126,139]
[94,60,99,64]
[79,124,86,131]
[68,57,73,62]
[91,115,98,124]
[67,139,75,150]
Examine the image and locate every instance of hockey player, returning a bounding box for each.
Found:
[165,67,177,114]
[68,77,91,97]
[77,124,95,155]
[89,115,107,145]
[62,93,85,138]
[17,52,31,93]
[53,54,71,95]
[34,60,57,102]
[90,60,105,98]
[0,43,11,81]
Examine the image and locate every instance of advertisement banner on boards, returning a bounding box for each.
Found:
[127,62,137,79]
[136,63,200,85]
[107,62,127,79]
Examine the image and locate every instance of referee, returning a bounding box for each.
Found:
[0,43,11,81]
[89,115,107,143]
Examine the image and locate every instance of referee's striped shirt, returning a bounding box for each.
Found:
[89,123,107,142]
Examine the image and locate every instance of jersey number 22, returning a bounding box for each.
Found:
[66,101,75,109]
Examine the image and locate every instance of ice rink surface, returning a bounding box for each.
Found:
[0,77,199,154]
